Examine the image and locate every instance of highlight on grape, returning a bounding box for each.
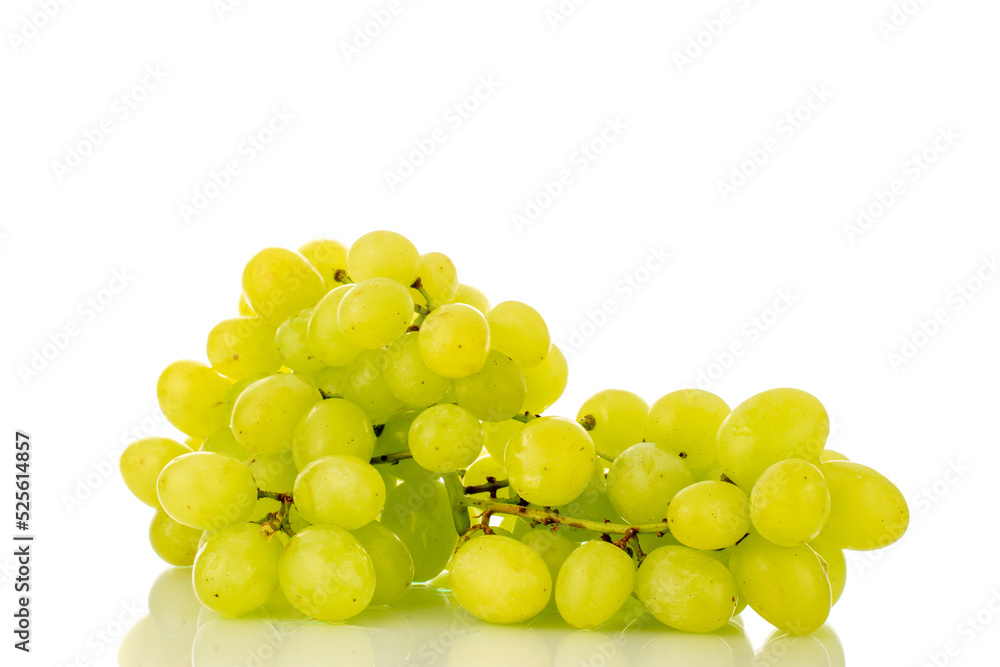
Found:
[119,230,910,636]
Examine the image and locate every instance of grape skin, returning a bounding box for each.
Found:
[193,523,283,617]
[120,436,192,508]
[555,540,635,629]
[635,545,739,633]
[449,535,551,623]
[294,455,385,530]
[607,442,693,525]
[156,451,258,531]
[505,417,596,507]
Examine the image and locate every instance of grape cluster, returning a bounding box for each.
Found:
[120,231,909,636]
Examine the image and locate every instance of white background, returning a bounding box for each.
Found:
[2,1,999,665]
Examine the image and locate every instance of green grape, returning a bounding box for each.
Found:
[667,480,751,550]
[416,251,458,307]
[200,427,252,461]
[729,532,831,635]
[606,442,693,525]
[184,436,203,449]
[294,455,385,529]
[242,247,327,326]
[382,332,450,407]
[156,360,233,438]
[156,452,258,530]
[717,388,830,491]
[231,373,322,455]
[481,418,523,461]
[552,460,624,542]
[751,459,830,546]
[260,578,306,620]
[120,437,192,508]
[279,524,375,621]
[453,350,527,422]
[148,566,201,640]
[555,540,636,629]
[206,317,280,381]
[219,372,267,424]
[499,516,532,539]
[820,449,849,463]
[308,285,362,367]
[298,238,349,289]
[148,509,203,566]
[274,308,327,375]
[193,523,283,617]
[520,527,578,604]
[818,460,909,550]
[809,535,846,605]
[292,398,376,470]
[351,521,415,605]
[372,408,433,484]
[449,535,551,623]
[338,278,414,349]
[418,303,491,378]
[699,463,728,483]
[646,389,730,473]
[314,364,349,398]
[342,350,405,423]
[347,230,420,285]
[506,417,596,506]
[637,529,682,555]
[449,283,491,315]
[486,301,550,369]
[521,344,568,415]
[408,404,483,472]
[635,545,739,633]
[380,480,458,581]
[246,451,298,494]
[238,292,254,316]
[576,389,648,459]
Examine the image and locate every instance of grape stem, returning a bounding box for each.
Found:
[463,479,510,497]
[460,496,670,536]
[511,412,538,424]
[333,269,353,284]
[369,451,414,465]
[258,489,293,504]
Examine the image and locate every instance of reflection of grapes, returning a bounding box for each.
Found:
[121,232,908,635]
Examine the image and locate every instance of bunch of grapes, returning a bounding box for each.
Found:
[120,231,909,636]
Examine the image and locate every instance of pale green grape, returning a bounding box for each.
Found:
[231,373,322,455]
[383,332,450,407]
[338,278,414,349]
[637,529,682,555]
[521,527,578,605]
[279,524,375,621]
[408,404,483,472]
[481,419,523,461]
[193,523,282,617]
[555,540,635,629]
[552,460,624,542]
[351,521,415,605]
[242,247,326,326]
[751,459,830,546]
[646,389,730,473]
[506,416,596,506]
[667,480,751,550]
[148,566,201,640]
[717,388,829,491]
[184,436,202,449]
[449,535,551,623]
[206,317,280,381]
[820,449,849,463]
[238,293,254,316]
[453,350,527,421]
[500,516,532,539]
[576,389,648,459]
[246,451,297,494]
[728,532,831,635]
[347,230,420,285]
[819,460,909,551]
[294,455,385,529]
[156,452,258,530]
[809,535,846,605]
[486,301,550,369]
[372,408,433,484]
[606,442,693,525]
[274,308,327,375]
[449,283,491,315]
[380,480,458,582]
[307,285,362,367]
[342,350,405,423]
[120,437,192,508]
[219,372,267,426]
[148,509,203,566]
[314,364,349,398]
[157,360,233,438]
[416,252,458,307]
[418,304,491,378]
[298,238,349,290]
[292,398,376,470]
[200,427,252,461]
[521,344,568,415]
[635,545,739,633]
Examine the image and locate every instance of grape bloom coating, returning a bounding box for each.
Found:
[119,231,909,635]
